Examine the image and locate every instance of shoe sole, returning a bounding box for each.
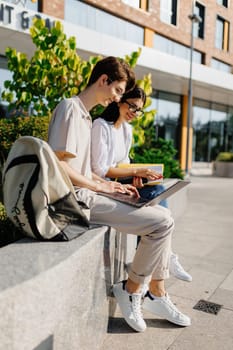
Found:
[174,275,192,282]
[143,303,191,327]
[170,269,192,282]
[112,285,147,333]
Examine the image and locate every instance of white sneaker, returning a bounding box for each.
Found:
[170,253,192,282]
[141,283,149,298]
[143,292,191,327]
[112,281,147,332]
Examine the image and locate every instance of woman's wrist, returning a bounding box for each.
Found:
[94,180,102,192]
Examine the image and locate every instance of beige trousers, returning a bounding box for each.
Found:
[76,189,173,285]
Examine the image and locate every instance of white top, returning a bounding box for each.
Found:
[91,118,132,178]
[48,96,92,179]
[113,125,127,163]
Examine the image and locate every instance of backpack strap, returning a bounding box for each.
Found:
[4,154,44,240]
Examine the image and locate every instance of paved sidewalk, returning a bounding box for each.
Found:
[100,175,233,350]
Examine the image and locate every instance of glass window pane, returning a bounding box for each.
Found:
[122,0,140,8]
[193,99,232,161]
[227,109,233,152]
[153,34,202,63]
[3,0,38,11]
[217,0,228,7]
[215,17,224,49]
[193,104,211,161]
[160,0,172,24]
[65,0,144,45]
[0,57,12,104]
[0,66,13,117]
[0,68,12,97]
[194,2,205,39]
[151,90,181,153]
[211,58,232,73]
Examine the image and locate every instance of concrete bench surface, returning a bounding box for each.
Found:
[0,187,187,350]
[0,226,122,350]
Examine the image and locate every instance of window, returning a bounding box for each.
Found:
[160,0,178,25]
[217,0,228,7]
[65,0,144,45]
[122,0,141,8]
[122,0,148,10]
[153,34,203,64]
[194,2,205,39]
[215,16,229,51]
[150,90,181,153]
[0,56,12,117]
[211,58,232,73]
[193,99,233,161]
[3,0,38,11]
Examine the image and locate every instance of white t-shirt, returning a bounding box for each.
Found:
[113,125,127,163]
[48,96,92,179]
[91,118,132,178]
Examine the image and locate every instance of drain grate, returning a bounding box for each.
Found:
[193,299,222,315]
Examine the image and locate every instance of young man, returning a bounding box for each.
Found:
[48,56,191,332]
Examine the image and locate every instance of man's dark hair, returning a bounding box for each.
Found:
[87,56,135,93]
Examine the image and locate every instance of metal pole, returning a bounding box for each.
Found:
[185,16,195,175]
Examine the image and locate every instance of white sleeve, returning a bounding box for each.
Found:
[91,120,114,178]
[119,123,132,164]
[48,99,78,156]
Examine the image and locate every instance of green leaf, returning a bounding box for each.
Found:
[69,37,76,50]
[4,80,11,89]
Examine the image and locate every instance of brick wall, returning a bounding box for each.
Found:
[40,0,233,67]
[40,0,64,19]
[84,0,233,67]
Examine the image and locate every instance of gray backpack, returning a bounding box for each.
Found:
[2,136,89,241]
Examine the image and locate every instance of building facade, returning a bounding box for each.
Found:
[1,0,233,170]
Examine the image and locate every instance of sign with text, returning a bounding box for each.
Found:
[0,1,54,32]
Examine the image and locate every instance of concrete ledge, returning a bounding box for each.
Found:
[213,161,233,177]
[0,226,132,350]
[167,182,189,220]
[0,186,188,350]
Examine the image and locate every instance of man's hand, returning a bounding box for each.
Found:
[95,181,140,198]
[122,184,140,198]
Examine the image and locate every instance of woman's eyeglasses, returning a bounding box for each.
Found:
[124,101,143,117]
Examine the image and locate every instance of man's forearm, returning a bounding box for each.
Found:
[59,160,133,195]
[92,172,107,183]
[60,160,101,192]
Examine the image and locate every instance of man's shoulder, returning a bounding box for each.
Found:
[55,96,87,116]
[60,96,79,107]
[54,96,75,111]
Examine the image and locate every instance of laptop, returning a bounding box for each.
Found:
[98,179,190,208]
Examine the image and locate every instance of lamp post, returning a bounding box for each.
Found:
[185,11,202,176]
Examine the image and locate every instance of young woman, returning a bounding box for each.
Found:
[91,85,192,282]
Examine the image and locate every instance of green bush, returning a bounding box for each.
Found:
[215,152,233,162]
[133,137,184,179]
[0,115,49,165]
[0,202,24,247]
